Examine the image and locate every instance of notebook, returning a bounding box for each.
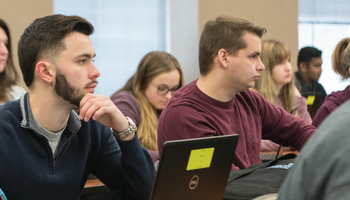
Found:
[149,134,239,200]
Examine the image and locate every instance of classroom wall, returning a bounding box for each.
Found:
[1,0,298,87]
[199,0,299,73]
[0,0,53,89]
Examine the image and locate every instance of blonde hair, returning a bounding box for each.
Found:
[253,40,295,112]
[116,51,184,150]
[332,37,350,80]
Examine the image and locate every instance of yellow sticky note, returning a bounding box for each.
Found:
[186,147,215,171]
[306,95,315,105]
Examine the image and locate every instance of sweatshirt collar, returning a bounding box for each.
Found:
[20,93,81,134]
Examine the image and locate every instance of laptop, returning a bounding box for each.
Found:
[149,134,239,200]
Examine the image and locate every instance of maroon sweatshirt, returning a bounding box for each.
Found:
[158,80,315,170]
[312,86,350,128]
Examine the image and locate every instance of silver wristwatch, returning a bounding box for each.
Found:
[112,117,137,140]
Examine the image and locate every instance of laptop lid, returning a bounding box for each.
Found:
[149,134,239,200]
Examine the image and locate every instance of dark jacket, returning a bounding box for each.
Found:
[0,93,156,200]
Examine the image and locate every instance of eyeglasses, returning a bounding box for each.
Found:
[152,83,178,96]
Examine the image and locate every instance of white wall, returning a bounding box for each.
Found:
[167,0,200,84]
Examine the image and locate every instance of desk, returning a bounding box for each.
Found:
[85,179,104,188]
[81,179,117,200]
[260,151,299,155]
[260,151,299,156]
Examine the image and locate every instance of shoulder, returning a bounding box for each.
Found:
[7,85,26,100]
[0,99,22,126]
[316,82,327,93]
[111,91,138,107]
[111,91,135,102]
[294,86,302,97]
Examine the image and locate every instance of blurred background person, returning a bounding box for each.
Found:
[0,18,26,105]
[295,46,326,118]
[111,51,184,155]
[312,37,350,127]
[253,40,312,151]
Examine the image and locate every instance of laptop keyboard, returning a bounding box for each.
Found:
[259,153,276,161]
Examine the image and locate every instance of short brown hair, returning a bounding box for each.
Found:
[199,15,266,75]
[332,37,350,80]
[18,14,94,87]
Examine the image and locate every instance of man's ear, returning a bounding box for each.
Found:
[299,62,308,73]
[218,49,229,68]
[35,60,55,85]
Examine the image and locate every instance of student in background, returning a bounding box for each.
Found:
[157,15,316,171]
[253,40,312,151]
[0,14,155,199]
[0,18,26,105]
[111,51,184,152]
[312,37,350,127]
[295,46,327,117]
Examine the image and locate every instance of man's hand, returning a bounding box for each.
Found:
[78,93,135,140]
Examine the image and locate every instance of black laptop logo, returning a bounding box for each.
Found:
[189,175,199,190]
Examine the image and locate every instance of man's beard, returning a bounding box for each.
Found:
[55,71,84,107]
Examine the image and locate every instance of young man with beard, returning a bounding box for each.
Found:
[0,15,156,200]
[157,15,316,170]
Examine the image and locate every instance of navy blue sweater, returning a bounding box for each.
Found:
[0,94,156,199]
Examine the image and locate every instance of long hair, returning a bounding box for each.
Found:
[0,18,19,102]
[254,40,295,113]
[116,51,184,150]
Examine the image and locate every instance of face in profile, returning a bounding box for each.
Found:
[0,27,9,73]
[145,69,181,110]
[53,32,100,107]
[226,32,265,92]
[305,57,323,82]
[272,58,292,88]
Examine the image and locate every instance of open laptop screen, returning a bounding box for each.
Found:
[150,134,239,200]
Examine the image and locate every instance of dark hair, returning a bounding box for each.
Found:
[18,14,94,87]
[199,15,267,76]
[0,18,19,102]
[297,46,322,69]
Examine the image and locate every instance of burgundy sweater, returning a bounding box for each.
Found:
[158,80,315,170]
[312,86,350,127]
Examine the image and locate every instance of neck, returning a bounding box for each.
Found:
[197,72,238,102]
[28,86,72,133]
[300,72,313,86]
[275,83,283,95]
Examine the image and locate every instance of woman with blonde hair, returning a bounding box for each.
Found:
[312,37,350,127]
[0,18,26,105]
[111,51,184,153]
[253,40,312,151]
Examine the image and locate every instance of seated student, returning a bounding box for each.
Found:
[157,15,316,171]
[0,14,156,200]
[294,46,327,117]
[0,18,26,105]
[277,97,350,199]
[110,51,184,154]
[253,40,312,151]
[312,37,350,127]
